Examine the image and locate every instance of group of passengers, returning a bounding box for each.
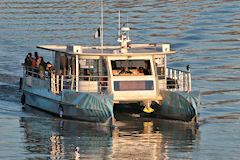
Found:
[24,52,55,79]
[119,66,150,75]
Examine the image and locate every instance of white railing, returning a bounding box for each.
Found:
[23,65,191,94]
[50,74,110,94]
[158,67,191,92]
[23,65,110,94]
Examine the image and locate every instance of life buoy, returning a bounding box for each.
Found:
[58,104,64,118]
[21,94,25,105]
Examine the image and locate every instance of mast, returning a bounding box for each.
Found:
[100,0,103,50]
[117,11,131,53]
[99,0,103,76]
[118,10,120,40]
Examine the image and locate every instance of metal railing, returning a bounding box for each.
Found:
[23,65,110,94]
[158,67,191,92]
[50,74,110,94]
[23,65,191,93]
[23,65,51,80]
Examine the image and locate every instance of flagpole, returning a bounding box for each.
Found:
[100,0,103,50]
[99,0,103,77]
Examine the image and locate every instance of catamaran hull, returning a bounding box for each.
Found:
[151,91,200,122]
[113,91,200,122]
[22,89,114,125]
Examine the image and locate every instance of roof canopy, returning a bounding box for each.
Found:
[37,43,176,57]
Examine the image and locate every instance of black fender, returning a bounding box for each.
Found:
[58,104,64,117]
[21,94,25,105]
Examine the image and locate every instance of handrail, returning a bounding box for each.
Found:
[23,65,51,80]
[157,67,191,92]
[23,65,191,93]
[167,67,190,73]
[49,74,110,94]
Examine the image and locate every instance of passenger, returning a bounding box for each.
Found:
[143,68,150,75]
[34,52,39,61]
[24,53,33,75]
[84,69,90,80]
[32,52,38,68]
[119,67,132,74]
[38,57,46,79]
[46,62,55,77]
[32,52,39,76]
[24,52,32,67]
[143,63,150,75]
[36,55,41,69]
[137,67,144,73]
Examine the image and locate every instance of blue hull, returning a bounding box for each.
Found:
[151,90,200,122]
[23,88,114,124]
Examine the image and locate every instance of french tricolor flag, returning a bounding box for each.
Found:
[94,27,100,39]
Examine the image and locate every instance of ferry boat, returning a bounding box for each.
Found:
[20,15,200,125]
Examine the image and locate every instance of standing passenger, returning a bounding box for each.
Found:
[24,52,32,67]
[34,52,39,61]
[24,53,32,75]
[38,57,46,79]
[46,62,55,77]
[32,52,39,76]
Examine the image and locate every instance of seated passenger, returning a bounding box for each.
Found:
[143,68,150,75]
[119,67,132,74]
[137,67,144,73]
[84,69,90,80]
[143,62,150,75]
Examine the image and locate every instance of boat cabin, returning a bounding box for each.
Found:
[31,41,191,104]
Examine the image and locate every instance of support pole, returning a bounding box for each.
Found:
[169,69,172,79]
[174,70,177,91]
[179,71,183,91]
[61,75,64,92]
[185,73,188,91]
[165,68,168,78]
[56,75,59,94]
[51,74,54,93]
[188,72,192,91]
[71,75,75,90]
[76,55,79,92]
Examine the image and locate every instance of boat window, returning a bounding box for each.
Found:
[155,57,165,79]
[79,58,107,81]
[111,60,152,76]
[157,67,165,79]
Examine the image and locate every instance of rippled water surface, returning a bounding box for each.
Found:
[1,0,240,159]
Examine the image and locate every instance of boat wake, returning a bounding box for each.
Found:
[0,83,21,103]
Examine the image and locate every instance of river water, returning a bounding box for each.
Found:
[0,0,240,159]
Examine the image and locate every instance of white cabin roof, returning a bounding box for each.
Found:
[37,43,176,57]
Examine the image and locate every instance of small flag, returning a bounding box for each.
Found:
[94,27,100,39]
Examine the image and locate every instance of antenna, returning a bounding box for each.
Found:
[118,10,121,40]
[127,16,130,41]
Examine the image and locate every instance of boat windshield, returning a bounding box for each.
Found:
[111,60,152,76]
